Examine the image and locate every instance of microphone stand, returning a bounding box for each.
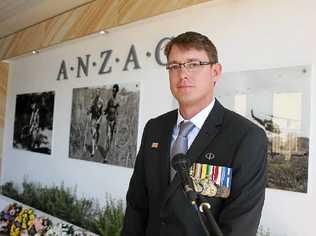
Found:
[198,195,223,236]
[185,186,223,236]
[172,154,223,236]
[185,187,210,236]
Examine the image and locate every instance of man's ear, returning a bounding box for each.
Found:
[211,63,222,85]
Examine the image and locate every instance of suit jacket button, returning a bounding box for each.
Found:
[161,221,166,225]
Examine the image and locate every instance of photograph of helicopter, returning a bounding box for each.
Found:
[216,65,310,193]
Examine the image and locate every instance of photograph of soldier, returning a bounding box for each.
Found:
[29,102,40,148]
[69,83,139,168]
[13,91,55,154]
[103,84,120,159]
[216,65,310,193]
[85,88,104,157]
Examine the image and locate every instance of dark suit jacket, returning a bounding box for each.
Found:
[122,100,267,236]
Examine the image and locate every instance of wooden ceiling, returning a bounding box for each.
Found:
[0,0,93,38]
[0,0,208,60]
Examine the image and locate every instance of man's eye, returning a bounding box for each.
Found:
[187,62,200,69]
[168,64,180,70]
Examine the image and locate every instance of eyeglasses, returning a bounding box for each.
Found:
[166,61,212,73]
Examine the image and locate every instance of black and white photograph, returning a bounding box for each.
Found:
[69,83,140,168]
[216,65,310,193]
[13,91,55,154]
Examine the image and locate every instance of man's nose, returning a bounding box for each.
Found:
[178,66,190,79]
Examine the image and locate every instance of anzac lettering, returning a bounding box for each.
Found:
[123,45,141,71]
[76,54,91,78]
[98,50,112,74]
[56,37,170,81]
[56,60,69,80]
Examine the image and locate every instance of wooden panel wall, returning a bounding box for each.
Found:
[0,0,208,60]
[0,62,8,128]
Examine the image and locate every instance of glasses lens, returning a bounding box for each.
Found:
[167,64,181,71]
[185,61,200,71]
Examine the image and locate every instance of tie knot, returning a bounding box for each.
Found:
[178,121,194,138]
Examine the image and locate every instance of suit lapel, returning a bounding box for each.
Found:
[161,100,225,207]
[159,110,177,204]
[187,99,225,163]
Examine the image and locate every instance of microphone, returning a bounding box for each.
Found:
[171,153,197,203]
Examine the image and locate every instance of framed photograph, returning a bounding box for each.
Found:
[217,65,310,193]
[13,91,55,154]
[69,83,140,168]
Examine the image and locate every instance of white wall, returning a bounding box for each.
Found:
[1,0,316,235]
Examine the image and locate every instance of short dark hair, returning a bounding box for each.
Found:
[164,31,218,64]
[113,84,119,92]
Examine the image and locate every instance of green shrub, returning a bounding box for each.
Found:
[1,182,19,201]
[93,199,124,236]
[0,180,124,235]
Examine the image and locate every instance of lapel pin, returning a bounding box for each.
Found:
[151,142,159,149]
[205,152,215,160]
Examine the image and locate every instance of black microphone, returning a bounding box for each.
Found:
[171,153,197,203]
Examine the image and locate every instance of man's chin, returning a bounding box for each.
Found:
[176,97,195,107]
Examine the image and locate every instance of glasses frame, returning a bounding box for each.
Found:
[166,60,212,72]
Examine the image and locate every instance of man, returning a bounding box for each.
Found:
[86,89,104,157]
[29,102,40,149]
[122,32,267,236]
[103,84,120,155]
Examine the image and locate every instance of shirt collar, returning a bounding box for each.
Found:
[176,98,215,129]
